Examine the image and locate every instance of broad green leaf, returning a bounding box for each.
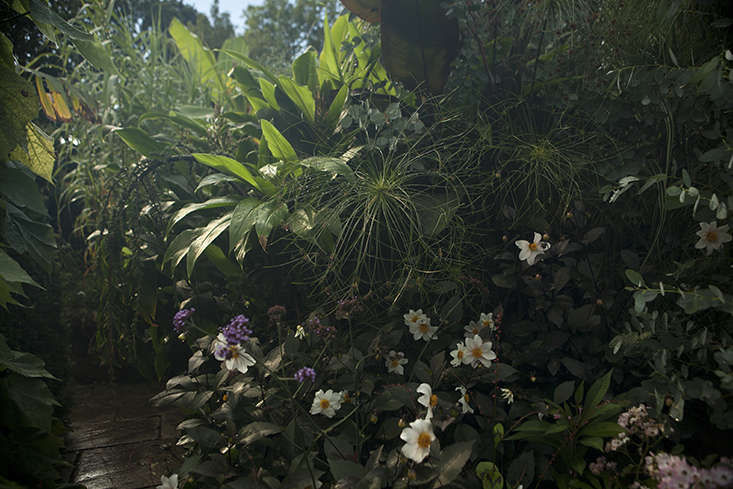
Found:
[220,49,278,84]
[72,38,116,72]
[0,164,47,215]
[578,437,604,451]
[0,335,57,379]
[292,49,318,93]
[277,77,315,123]
[432,441,474,488]
[584,369,613,412]
[168,197,238,233]
[258,78,279,110]
[9,123,54,183]
[238,421,283,446]
[0,250,41,288]
[195,173,240,192]
[299,156,355,180]
[230,65,261,97]
[187,213,232,277]
[475,461,503,489]
[325,84,348,131]
[192,153,260,189]
[4,374,60,432]
[553,380,575,404]
[0,277,21,309]
[162,229,198,271]
[229,197,261,251]
[329,460,365,482]
[203,244,240,277]
[625,269,643,287]
[318,13,341,84]
[253,200,289,250]
[578,421,624,438]
[507,450,534,489]
[260,120,297,161]
[169,18,222,97]
[114,127,165,157]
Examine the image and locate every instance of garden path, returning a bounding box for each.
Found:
[63,382,183,489]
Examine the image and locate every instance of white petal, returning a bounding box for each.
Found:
[400,426,418,443]
[515,240,529,250]
[533,232,542,243]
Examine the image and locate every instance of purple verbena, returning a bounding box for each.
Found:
[306,316,336,338]
[220,315,253,345]
[172,308,195,333]
[294,366,316,383]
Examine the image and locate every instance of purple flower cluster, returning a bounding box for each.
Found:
[334,296,362,320]
[647,453,732,489]
[306,316,336,338]
[220,315,253,344]
[589,456,617,475]
[294,366,316,383]
[172,308,195,333]
[267,305,287,322]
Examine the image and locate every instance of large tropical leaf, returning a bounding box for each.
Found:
[169,18,223,97]
[186,213,232,277]
[260,120,297,161]
[192,153,261,190]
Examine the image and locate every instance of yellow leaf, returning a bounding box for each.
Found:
[35,77,55,121]
[49,91,71,121]
[10,122,55,183]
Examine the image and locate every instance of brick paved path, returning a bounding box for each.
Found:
[64,383,183,489]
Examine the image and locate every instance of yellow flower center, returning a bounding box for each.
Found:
[419,323,429,333]
[472,347,483,359]
[472,327,479,334]
[391,359,400,367]
[430,394,438,407]
[706,231,718,242]
[464,393,470,402]
[320,399,330,409]
[411,314,418,322]
[417,432,432,449]
[457,350,464,359]
[231,350,239,359]
[529,242,539,251]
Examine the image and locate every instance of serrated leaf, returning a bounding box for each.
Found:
[0,250,42,289]
[4,373,60,432]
